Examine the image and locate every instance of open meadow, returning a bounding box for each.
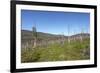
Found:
[21,37,90,63]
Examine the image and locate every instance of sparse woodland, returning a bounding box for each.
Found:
[21,26,90,63]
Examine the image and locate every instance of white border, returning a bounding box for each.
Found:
[16,4,94,69]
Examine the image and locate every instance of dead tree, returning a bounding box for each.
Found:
[32,24,37,48]
[73,29,75,41]
[80,27,84,42]
[61,33,65,45]
[67,24,70,43]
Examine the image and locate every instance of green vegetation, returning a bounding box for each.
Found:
[21,38,90,63]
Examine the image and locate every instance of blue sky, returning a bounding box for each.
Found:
[21,10,90,36]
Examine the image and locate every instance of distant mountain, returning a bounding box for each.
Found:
[21,30,62,40]
[21,30,90,43]
[70,33,90,38]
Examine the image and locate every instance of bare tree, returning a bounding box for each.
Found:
[73,29,76,41]
[80,27,84,41]
[32,23,37,48]
[67,24,70,43]
[61,32,65,45]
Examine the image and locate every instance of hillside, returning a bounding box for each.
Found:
[21,30,90,40]
[21,30,62,39]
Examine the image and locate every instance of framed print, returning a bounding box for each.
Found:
[10,0,97,72]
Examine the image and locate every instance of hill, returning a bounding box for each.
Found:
[22,30,89,38]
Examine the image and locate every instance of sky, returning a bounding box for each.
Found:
[21,10,90,36]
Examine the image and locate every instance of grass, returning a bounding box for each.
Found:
[21,38,90,63]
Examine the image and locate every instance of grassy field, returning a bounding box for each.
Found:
[21,38,90,63]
